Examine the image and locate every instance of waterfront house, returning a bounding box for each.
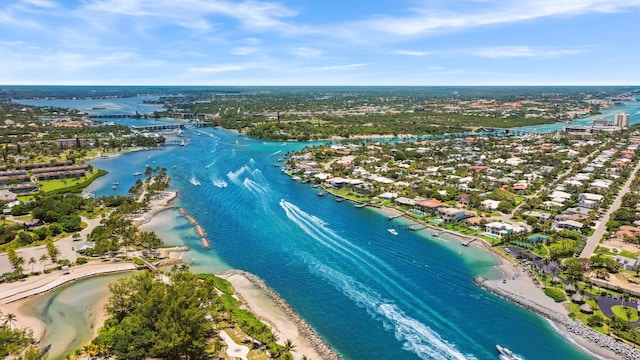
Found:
[484,222,525,237]
[438,207,473,222]
[415,198,444,213]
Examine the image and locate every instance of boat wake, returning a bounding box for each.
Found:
[308,259,470,360]
[279,200,474,359]
[226,164,262,184]
[189,176,201,186]
[243,178,267,195]
[211,177,228,188]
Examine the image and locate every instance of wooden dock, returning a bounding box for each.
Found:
[461,238,478,246]
[387,213,405,220]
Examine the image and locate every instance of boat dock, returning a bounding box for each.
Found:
[407,224,427,231]
[461,238,478,246]
[387,212,405,220]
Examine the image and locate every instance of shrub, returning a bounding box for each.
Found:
[544,287,567,302]
[76,257,87,265]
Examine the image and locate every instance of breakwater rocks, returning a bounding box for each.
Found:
[218,270,341,360]
[178,208,211,249]
[473,277,640,360]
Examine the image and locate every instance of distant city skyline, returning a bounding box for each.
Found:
[1,0,639,86]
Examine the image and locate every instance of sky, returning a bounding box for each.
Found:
[0,0,639,86]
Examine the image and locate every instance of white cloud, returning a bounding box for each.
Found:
[232,47,258,56]
[393,50,431,56]
[352,0,640,36]
[21,0,58,8]
[466,46,585,58]
[313,63,369,71]
[291,47,323,58]
[187,64,246,73]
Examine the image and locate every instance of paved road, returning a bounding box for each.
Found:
[580,159,640,258]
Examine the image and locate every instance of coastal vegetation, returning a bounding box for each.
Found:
[73,268,295,360]
[0,311,42,359]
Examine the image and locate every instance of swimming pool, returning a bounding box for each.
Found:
[484,232,500,239]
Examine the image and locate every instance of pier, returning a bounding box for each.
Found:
[387,212,405,220]
[461,238,478,246]
[407,224,427,231]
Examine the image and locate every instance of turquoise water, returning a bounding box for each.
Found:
[22,273,131,360]
[18,96,640,359]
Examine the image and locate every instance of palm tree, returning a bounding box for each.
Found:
[39,254,49,271]
[4,312,17,330]
[283,339,296,353]
[28,257,36,273]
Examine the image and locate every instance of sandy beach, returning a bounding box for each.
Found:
[0,262,136,342]
[219,270,340,360]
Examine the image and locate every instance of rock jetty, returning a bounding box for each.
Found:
[474,277,640,360]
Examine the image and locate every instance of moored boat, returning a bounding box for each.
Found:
[387,228,399,236]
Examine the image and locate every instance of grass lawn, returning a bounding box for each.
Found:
[37,169,107,194]
[514,196,526,205]
[611,305,640,322]
[38,177,87,192]
[544,287,567,302]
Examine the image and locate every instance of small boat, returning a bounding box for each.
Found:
[388,228,399,236]
[133,171,142,176]
[335,197,345,202]
[111,185,118,190]
[312,184,320,188]
[317,191,327,196]
[496,345,521,360]
[432,232,440,237]
[273,163,280,167]
[355,203,367,208]
[112,181,119,186]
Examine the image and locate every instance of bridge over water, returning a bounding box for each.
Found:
[131,123,209,131]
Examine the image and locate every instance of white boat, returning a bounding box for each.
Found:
[133,171,142,176]
[388,228,399,236]
[496,345,522,360]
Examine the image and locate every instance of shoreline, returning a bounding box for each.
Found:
[0,262,137,342]
[218,270,341,360]
[345,199,640,359]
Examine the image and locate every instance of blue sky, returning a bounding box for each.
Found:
[1,0,639,85]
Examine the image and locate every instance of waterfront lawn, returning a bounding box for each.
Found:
[38,169,107,194]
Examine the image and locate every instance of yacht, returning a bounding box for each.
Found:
[496,345,522,360]
[387,228,399,236]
